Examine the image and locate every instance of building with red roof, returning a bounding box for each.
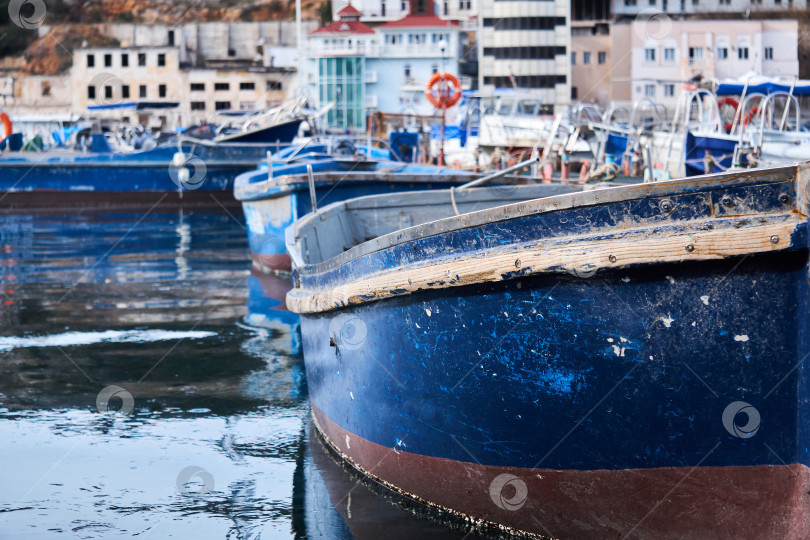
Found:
[304,1,466,130]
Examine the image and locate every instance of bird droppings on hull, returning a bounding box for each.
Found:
[425,308,432,317]
[622,276,631,283]
[700,295,710,305]
[612,345,626,357]
[734,334,750,342]
[658,315,675,328]
[345,435,351,449]
[666,275,676,284]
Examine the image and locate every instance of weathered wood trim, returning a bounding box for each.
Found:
[287,216,802,314]
[291,164,803,273]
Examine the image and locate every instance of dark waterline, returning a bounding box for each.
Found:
[0,206,485,539]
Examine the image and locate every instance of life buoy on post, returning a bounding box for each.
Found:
[425,73,462,109]
[0,112,12,138]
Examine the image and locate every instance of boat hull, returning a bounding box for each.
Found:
[290,165,810,537]
[301,253,810,538]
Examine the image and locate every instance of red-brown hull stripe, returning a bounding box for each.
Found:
[312,403,810,539]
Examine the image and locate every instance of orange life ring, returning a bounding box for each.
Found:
[743,106,759,126]
[716,97,739,133]
[0,112,11,138]
[425,72,462,109]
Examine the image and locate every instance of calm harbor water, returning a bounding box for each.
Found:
[0,206,480,539]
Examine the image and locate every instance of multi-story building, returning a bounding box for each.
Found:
[7,21,317,124]
[304,2,462,130]
[610,18,799,106]
[477,0,571,112]
[613,0,807,19]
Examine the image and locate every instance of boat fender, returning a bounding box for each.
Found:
[579,160,590,180]
[172,152,187,167]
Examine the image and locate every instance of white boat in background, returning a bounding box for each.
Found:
[431,90,592,169]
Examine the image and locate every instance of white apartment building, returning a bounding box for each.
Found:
[609,18,798,106]
[477,0,571,111]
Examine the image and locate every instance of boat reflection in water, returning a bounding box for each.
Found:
[293,421,488,540]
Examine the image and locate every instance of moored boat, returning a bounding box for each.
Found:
[235,151,554,274]
[285,164,810,538]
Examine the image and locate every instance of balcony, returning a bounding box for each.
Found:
[364,69,378,83]
[364,94,378,108]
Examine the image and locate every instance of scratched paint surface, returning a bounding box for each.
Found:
[302,252,809,471]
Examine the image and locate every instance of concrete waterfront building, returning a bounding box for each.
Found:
[71,45,295,123]
[7,21,317,124]
[304,1,462,130]
[611,18,799,106]
[477,0,571,112]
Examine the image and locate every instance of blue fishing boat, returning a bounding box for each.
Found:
[0,133,293,208]
[285,164,810,538]
[235,148,553,274]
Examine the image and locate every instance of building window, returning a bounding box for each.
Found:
[191,101,205,111]
[381,1,386,15]
[583,51,591,64]
[87,54,95,68]
[168,30,175,46]
[764,47,773,60]
[404,64,411,78]
[267,80,282,90]
[443,1,448,14]
[571,52,576,65]
[157,53,166,67]
[190,83,205,91]
[688,47,703,63]
[624,0,637,4]
[104,53,112,67]
[121,53,129,67]
[664,48,675,61]
[738,47,749,60]
[139,85,147,98]
[598,51,606,64]
[644,48,655,62]
[240,82,255,90]
[664,84,675,96]
[432,63,438,73]
[644,84,655,97]
[88,86,96,99]
[158,84,166,98]
[215,82,230,91]
[717,47,728,60]
[41,81,51,96]
[215,101,231,110]
[122,85,130,99]
[401,0,407,9]
[571,86,578,99]
[104,85,113,99]
[138,53,146,66]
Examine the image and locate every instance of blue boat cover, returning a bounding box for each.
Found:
[716,82,810,96]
